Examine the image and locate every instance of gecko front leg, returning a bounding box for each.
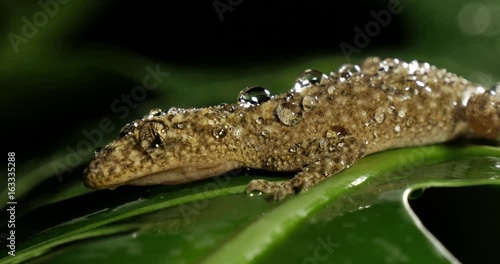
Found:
[246,136,367,200]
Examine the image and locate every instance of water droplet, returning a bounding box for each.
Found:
[289,146,297,153]
[212,125,228,139]
[398,61,409,72]
[149,108,163,116]
[276,103,303,126]
[261,130,268,137]
[361,57,381,74]
[394,125,401,132]
[408,60,429,75]
[379,63,389,73]
[293,69,328,92]
[421,61,431,70]
[488,82,500,95]
[398,109,407,118]
[327,86,336,94]
[222,104,236,112]
[249,190,263,197]
[301,95,319,111]
[338,64,361,81]
[378,58,400,73]
[255,117,263,124]
[408,60,419,74]
[174,122,184,129]
[326,126,348,138]
[318,138,327,149]
[374,110,385,123]
[232,126,242,137]
[237,86,272,107]
[387,105,395,114]
[167,107,183,115]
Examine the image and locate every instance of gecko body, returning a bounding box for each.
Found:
[83,57,499,199]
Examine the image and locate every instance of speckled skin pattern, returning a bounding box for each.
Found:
[83,57,500,200]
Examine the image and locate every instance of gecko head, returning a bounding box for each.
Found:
[83,107,243,190]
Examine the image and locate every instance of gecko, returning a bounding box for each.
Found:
[82,57,500,200]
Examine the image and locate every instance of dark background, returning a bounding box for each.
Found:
[5,0,498,155]
[4,0,407,155]
[80,1,404,64]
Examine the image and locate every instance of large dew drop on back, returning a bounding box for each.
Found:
[237,86,272,107]
[276,103,303,126]
[293,69,328,93]
[337,64,361,82]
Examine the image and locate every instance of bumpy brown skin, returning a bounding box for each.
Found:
[83,57,500,200]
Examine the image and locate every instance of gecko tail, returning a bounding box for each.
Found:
[465,86,500,140]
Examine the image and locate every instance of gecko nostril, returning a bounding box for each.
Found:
[119,120,140,137]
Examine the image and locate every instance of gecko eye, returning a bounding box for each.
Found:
[138,121,167,156]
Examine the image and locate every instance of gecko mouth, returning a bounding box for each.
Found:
[123,160,243,187]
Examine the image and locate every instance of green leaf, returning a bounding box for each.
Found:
[1,144,498,263]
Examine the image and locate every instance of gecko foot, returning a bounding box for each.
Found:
[246,136,366,201]
[246,179,296,201]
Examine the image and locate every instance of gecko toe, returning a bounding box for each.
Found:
[246,179,296,201]
[271,188,295,201]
